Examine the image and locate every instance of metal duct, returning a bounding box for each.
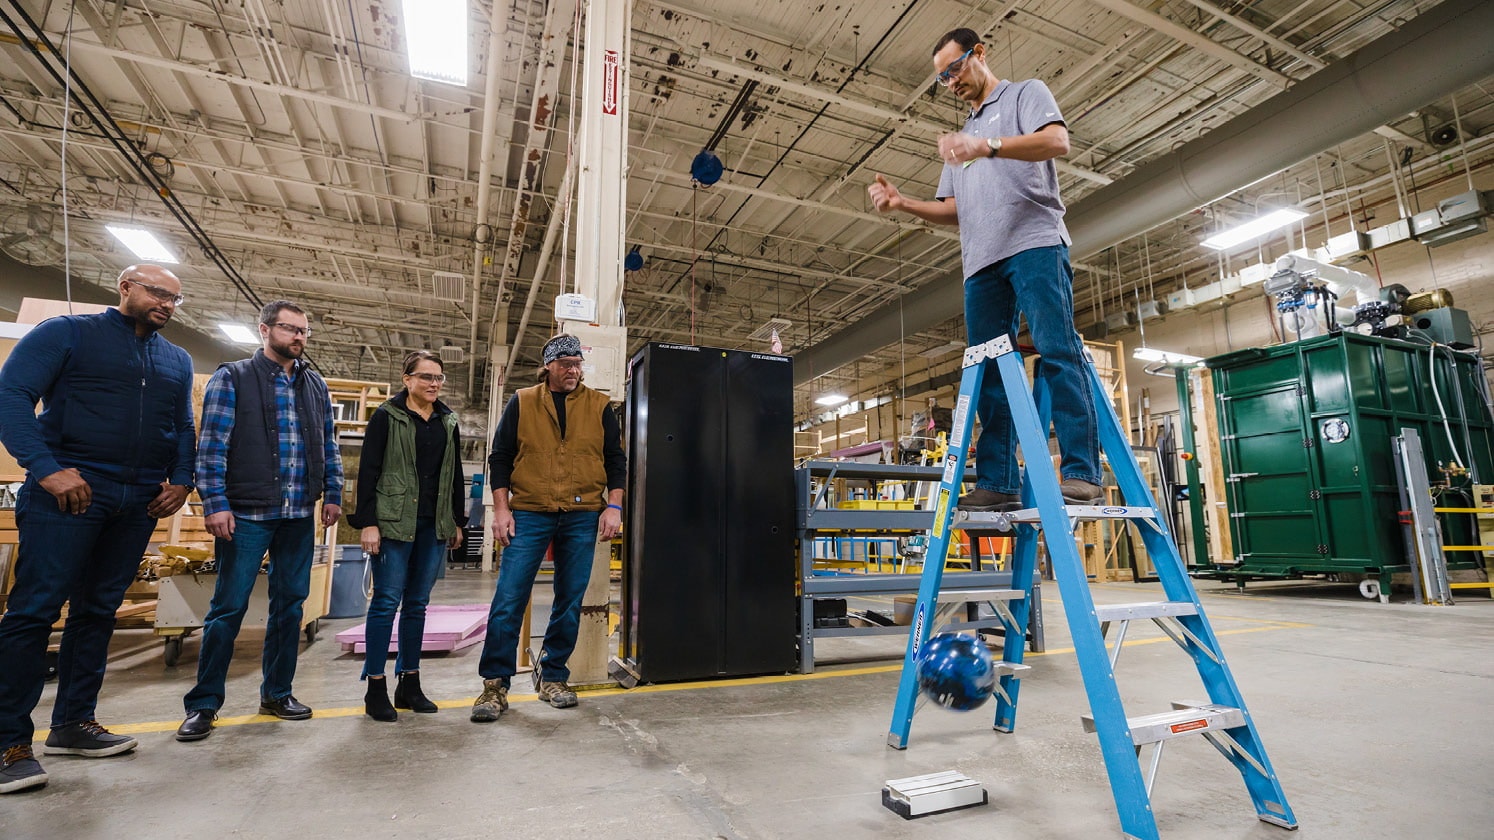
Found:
[793,0,1494,386]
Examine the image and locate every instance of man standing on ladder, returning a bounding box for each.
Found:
[869,27,1102,512]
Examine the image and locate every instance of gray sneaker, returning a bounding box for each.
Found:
[470,679,509,722]
[43,720,138,757]
[1,745,47,794]
[537,679,579,709]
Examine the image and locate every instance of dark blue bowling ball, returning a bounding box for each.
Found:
[916,632,996,712]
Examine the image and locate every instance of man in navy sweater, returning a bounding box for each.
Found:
[0,264,197,794]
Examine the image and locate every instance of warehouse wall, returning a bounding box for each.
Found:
[1120,177,1494,421]
[0,254,267,371]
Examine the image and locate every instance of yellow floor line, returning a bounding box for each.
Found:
[95,613,1310,739]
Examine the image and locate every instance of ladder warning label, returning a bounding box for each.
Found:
[1170,719,1209,734]
[951,395,970,448]
[933,489,950,539]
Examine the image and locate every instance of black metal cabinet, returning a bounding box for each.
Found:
[618,343,796,682]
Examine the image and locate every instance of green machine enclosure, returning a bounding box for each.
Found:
[1205,333,1493,583]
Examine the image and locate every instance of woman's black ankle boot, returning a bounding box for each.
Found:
[365,676,398,722]
[394,671,438,713]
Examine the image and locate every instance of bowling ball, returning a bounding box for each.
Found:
[915,632,996,712]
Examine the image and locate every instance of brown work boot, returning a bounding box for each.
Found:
[1060,479,1104,505]
[536,679,579,709]
[470,679,509,723]
[956,488,1022,512]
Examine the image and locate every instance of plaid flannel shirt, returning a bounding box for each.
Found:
[196,357,343,520]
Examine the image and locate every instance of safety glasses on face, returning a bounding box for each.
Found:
[407,372,446,384]
[124,278,184,306]
[936,47,976,86]
[271,322,311,338]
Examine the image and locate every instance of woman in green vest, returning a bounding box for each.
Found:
[348,350,467,721]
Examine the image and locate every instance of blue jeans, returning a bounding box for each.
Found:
[183,516,315,713]
[0,475,158,748]
[478,509,600,686]
[361,517,445,678]
[965,244,1101,493]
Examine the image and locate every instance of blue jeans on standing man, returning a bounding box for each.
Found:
[964,244,1101,494]
[0,474,159,749]
[183,516,315,713]
[478,509,600,687]
[361,517,445,679]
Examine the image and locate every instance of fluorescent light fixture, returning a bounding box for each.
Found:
[1134,347,1203,366]
[218,323,259,345]
[814,394,848,406]
[1201,208,1307,250]
[106,225,178,263]
[402,0,468,85]
[918,340,965,359]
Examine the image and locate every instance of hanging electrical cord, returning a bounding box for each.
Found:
[59,3,74,310]
[0,3,265,313]
[561,0,584,301]
[689,183,698,344]
[1420,335,1467,471]
[897,232,906,407]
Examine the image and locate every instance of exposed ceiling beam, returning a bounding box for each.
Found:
[1079,0,1294,88]
[33,32,450,125]
[694,53,1113,185]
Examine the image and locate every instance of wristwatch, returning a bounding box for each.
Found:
[986,136,1002,158]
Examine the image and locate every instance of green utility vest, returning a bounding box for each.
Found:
[374,400,460,542]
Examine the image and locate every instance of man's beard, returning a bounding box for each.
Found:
[127,303,172,332]
[269,336,304,358]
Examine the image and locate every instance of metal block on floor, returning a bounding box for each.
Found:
[881,770,988,819]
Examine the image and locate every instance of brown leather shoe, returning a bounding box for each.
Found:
[956,488,1022,512]
[1060,479,1104,505]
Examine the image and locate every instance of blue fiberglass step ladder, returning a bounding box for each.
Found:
[885,335,1297,839]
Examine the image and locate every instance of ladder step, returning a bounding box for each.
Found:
[1093,601,1199,623]
[936,588,1024,603]
[992,661,1032,678]
[953,505,1158,530]
[1082,703,1245,746]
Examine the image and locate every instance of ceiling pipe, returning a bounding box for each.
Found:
[466,16,512,399]
[479,0,577,399]
[503,161,576,393]
[792,0,1494,386]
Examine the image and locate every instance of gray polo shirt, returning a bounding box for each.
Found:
[936,78,1071,278]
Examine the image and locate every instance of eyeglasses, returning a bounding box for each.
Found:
[552,359,583,370]
[124,278,184,306]
[271,322,311,337]
[936,47,976,86]
[408,372,447,384]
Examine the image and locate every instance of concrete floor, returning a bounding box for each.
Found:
[2,570,1490,840]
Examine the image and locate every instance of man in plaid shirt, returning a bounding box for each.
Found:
[176,300,343,742]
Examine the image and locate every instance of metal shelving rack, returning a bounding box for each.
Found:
[795,460,1044,673]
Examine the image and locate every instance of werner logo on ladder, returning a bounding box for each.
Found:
[886,335,1297,839]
